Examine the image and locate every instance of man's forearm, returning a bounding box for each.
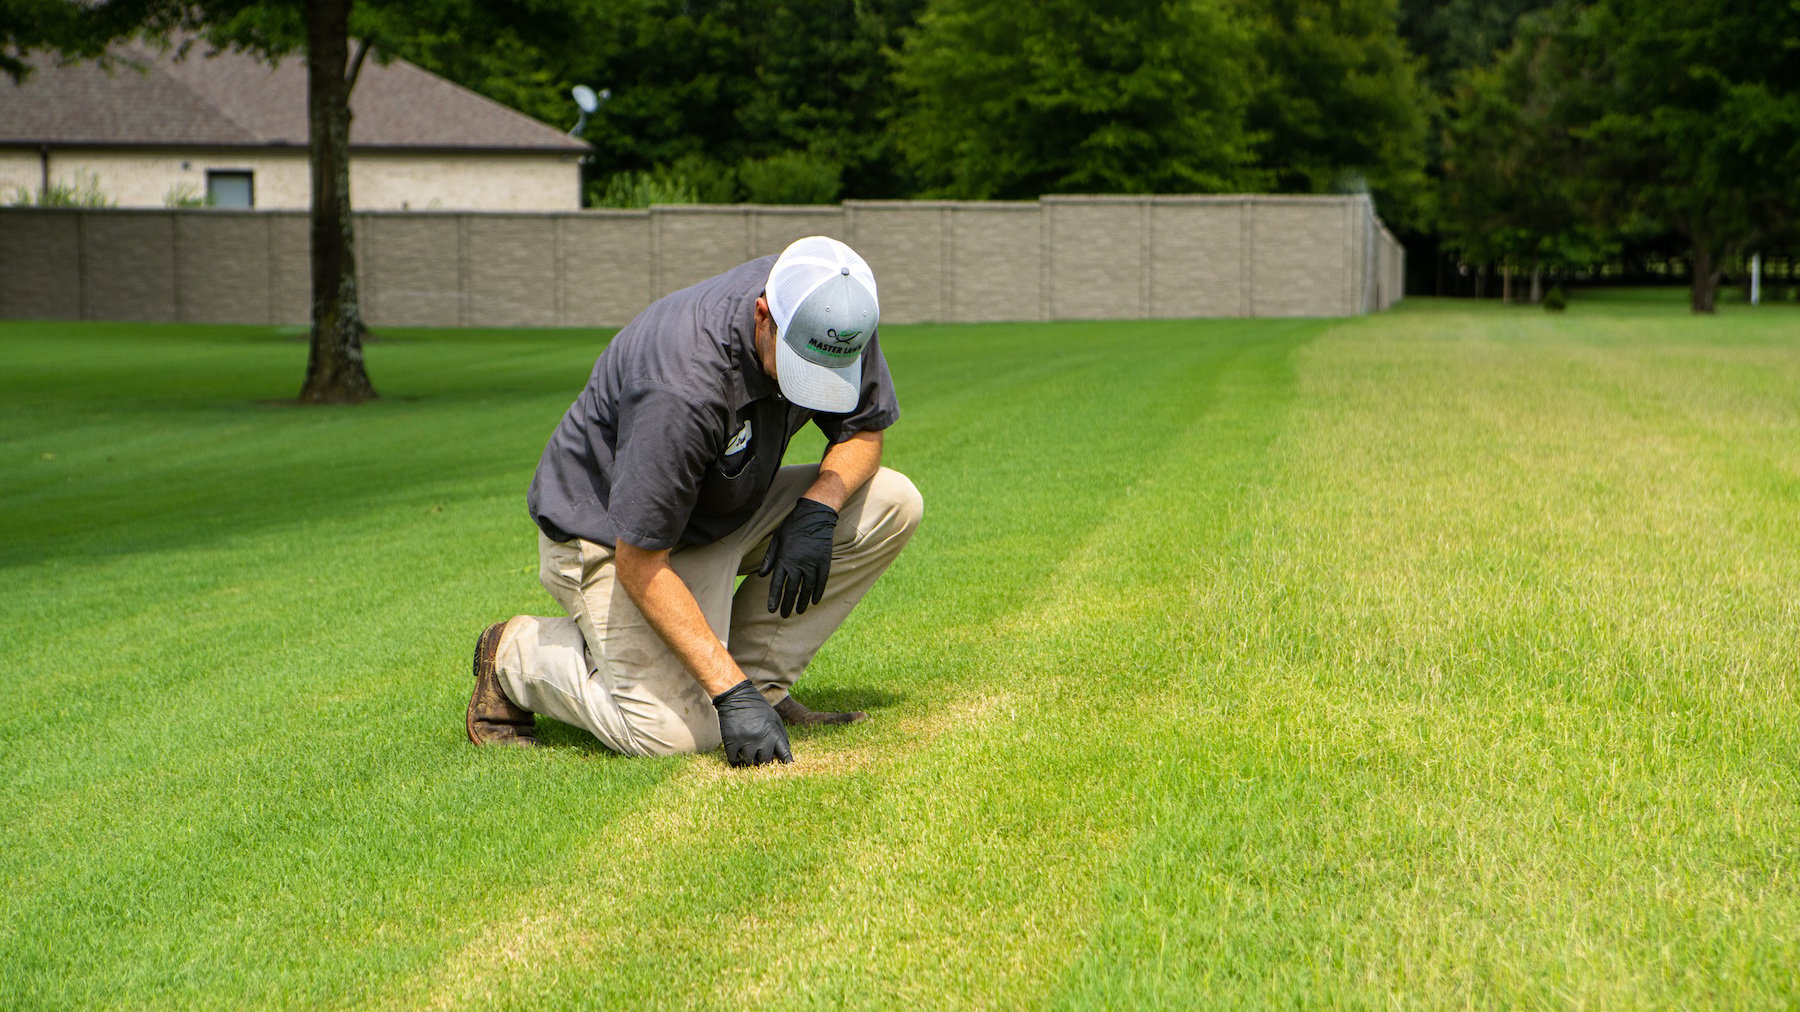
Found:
[614,541,745,696]
[804,430,883,510]
[613,430,884,691]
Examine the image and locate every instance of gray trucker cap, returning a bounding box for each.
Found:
[765,236,879,413]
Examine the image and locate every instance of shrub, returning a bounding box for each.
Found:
[1543,284,1567,312]
[164,182,209,208]
[588,170,699,209]
[666,154,741,204]
[738,152,842,205]
[7,169,115,208]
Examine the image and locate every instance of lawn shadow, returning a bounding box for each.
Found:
[532,717,632,756]
[792,686,906,715]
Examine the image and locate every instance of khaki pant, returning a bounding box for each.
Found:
[493,465,923,756]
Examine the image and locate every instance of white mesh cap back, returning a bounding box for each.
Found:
[765,237,880,413]
[767,236,878,329]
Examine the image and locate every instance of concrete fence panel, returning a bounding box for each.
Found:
[843,202,946,325]
[1045,197,1146,320]
[175,212,274,325]
[949,203,1041,323]
[84,212,177,322]
[654,207,758,297]
[0,210,80,320]
[1375,219,1403,311]
[1,194,1401,328]
[1249,198,1351,317]
[268,213,311,324]
[464,215,559,328]
[750,207,849,266]
[363,215,462,327]
[562,211,651,327]
[1148,198,1249,318]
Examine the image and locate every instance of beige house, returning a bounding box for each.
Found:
[0,41,589,211]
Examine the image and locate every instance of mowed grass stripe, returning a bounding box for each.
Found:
[0,328,602,571]
[394,320,1322,1007]
[3,326,661,1007]
[1052,306,1800,1006]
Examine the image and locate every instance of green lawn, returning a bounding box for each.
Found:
[3,293,1798,1007]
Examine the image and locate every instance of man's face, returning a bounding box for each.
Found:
[753,296,780,381]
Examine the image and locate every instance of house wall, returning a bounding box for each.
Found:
[0,195,1404,327]
[0,151,44,199]
[0,147,582,211]
[353,153,583,211]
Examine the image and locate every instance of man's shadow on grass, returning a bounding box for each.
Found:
[531,687,907,754]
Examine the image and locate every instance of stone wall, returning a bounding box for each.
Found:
[0,194,1403,327]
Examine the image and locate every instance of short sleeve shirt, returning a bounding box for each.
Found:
[527,255,900,550]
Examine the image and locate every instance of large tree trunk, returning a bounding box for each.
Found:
[1690,242,1723,314]
[299,0,376,403]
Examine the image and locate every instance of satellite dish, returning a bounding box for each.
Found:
[569,86,610,137]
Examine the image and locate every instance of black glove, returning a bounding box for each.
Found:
[758,497,838,617]
[712,681,794,767]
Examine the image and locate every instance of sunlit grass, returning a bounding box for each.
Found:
[3,293,1797,1006]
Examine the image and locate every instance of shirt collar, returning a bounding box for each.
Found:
[731,286,781,407]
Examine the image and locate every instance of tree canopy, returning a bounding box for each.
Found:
[1437,7,1609,273]
[1434,0,1800,310]
[1580,0,1800,309]
[892,0,1260,198]
[1241,0,1432,228]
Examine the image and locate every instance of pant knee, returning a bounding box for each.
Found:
[872,467,924,536]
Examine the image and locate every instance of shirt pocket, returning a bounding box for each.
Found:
[717,441,753,479]
[695,450,763,517]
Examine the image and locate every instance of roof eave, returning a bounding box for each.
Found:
[0,140,591,154]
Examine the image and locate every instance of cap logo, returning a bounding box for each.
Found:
[806,330,862,359]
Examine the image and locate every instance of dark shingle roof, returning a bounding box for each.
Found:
[0,40,589,151]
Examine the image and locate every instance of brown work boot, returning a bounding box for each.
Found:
[466,619,538,747]
[774,694,867,726]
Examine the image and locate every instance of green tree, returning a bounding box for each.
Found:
[395,0,922,201]
[1438,8,1613,299]
[1397,0,1548,97]
[1576,0,1800,312]
[1,0,181,81]
[1393,0,1551,293]
[892,0,1259,199]
[738,0,923,198]
[1238,0,1433,229]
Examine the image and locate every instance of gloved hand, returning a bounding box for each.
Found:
[758,497,838,617]
[712,681,794,767]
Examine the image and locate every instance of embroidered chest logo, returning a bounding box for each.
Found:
[725,420,752,456]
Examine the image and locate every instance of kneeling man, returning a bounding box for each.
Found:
[466,236,923,766]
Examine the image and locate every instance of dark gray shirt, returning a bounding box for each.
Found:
[527,255,900,550]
